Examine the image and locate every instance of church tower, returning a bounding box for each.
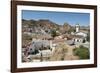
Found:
[75,24,80,32]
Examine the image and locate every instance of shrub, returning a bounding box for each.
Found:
[87,32,90,42]
[73,45,90,59]
[51,29,57,38]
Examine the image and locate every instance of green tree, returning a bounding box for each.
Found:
[51,29,57,38]
[73,45,90,59]
[64,22,69,25]
[87,32,90,42]
[68,28,76,34]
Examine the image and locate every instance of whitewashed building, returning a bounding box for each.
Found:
[72,24,87,43]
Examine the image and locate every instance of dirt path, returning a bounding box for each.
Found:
[49,43,79,61]
[64,45,79,60]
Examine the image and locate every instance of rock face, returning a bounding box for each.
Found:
[22,19,74,35]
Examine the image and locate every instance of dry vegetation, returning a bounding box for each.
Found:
[49,42,79,61]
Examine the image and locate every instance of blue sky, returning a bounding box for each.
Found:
[22,10,90,26]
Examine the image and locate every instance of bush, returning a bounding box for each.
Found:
[51,29,57,38]
[73,45,90,59]
[87,32,90,42]
[22,34,32,40]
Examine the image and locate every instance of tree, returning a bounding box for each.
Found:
[67,28,75,34]
[83,39,86,43]
[64,22,69,26]
[87,32,90,42]
[51,29,57,38]
[73,45,90,59]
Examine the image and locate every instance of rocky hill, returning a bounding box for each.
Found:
[22,19,75,34]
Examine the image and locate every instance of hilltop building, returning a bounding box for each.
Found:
[71,24,87,44]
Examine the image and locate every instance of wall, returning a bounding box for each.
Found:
[0,0,99,73]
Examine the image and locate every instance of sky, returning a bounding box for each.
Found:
[22,10,90,26]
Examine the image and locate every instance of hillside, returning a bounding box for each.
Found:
[22,19,74,35]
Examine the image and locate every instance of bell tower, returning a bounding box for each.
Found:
[75,24,80,32]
